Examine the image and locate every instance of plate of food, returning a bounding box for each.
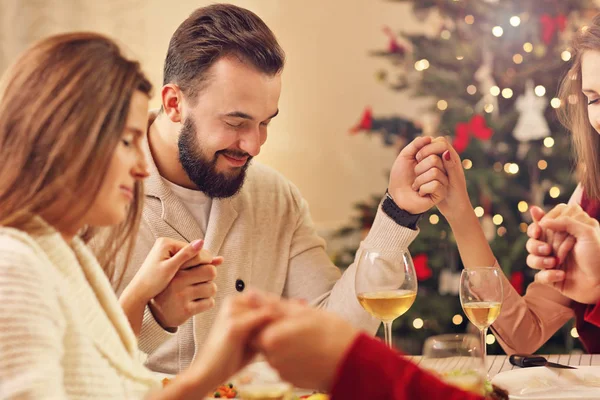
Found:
[157,361,330,400]
[491,366,600,399]
[432,369,508,400]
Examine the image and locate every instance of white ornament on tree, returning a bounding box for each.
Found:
[439,269,461,296]
[513,80,550,142]
[475,50,499,120]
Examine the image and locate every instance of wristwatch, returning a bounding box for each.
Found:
[382,191,423,230]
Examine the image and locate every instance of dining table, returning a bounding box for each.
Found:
[405,353,600,379]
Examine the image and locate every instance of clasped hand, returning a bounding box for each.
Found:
[526,203,600,304]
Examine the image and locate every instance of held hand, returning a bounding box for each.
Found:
[145,238,223,329]
[532,204,600,304]
[128,237,215,303]
[257,303,359,392]
[413,137,470,222]
[190,291,281,390]
[526,205,577,272]
[388,136,448,214]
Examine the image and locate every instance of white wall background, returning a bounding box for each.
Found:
[0,0,438,230]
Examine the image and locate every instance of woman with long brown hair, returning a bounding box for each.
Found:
[0,32,276,399]
[405,14,600,356]
[516,13,600,352]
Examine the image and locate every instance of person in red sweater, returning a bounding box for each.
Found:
[252,295,487,400]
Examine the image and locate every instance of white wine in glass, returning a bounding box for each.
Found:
[355,248,417,348]
[357,290,416,321]
[460,268,503,370]
[462,301,502,330]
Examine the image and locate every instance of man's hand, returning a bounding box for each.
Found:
[144,238,223,329]
[413,137,471,222]
[388,136,449,214]
[121,237,221,335]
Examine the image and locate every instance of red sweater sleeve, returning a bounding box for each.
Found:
[584,302,600,326]
[330,333,485,400]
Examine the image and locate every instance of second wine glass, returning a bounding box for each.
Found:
[355,248,418,348]
[459,267,503,370]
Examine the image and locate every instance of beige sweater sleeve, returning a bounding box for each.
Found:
[285,188,418,334]
[0,241,68,399]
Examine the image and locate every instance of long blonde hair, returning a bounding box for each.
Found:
[0,32,152,280]
[558,14,600,200]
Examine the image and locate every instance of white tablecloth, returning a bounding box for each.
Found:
[405,354,600,379]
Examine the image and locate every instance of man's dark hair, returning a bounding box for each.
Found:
[163,4,285,100]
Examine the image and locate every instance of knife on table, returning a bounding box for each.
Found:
[509,354,577,370]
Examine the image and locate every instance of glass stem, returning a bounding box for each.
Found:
[383,321,393,348]
[481,326,488,373]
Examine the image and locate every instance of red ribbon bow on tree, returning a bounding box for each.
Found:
[452,114,493,153]
[540,14,567,45]
[413,253,432,281]
[383,26,406,55]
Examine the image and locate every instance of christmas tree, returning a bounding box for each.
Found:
[336,0,597,354]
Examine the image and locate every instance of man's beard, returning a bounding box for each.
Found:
[178,118,251,198]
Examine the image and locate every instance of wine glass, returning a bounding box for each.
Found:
[459,267,503,370]
[421,334,486,395]
[355,247,418,348]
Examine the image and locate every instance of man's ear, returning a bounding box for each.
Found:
[161,84,183,123]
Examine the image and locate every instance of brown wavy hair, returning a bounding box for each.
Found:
[558,14,600,200]
[163,3,285,101]
[0,32,152,280]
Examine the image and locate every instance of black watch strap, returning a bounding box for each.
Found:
[382,191,423,230]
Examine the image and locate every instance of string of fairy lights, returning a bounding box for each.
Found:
[408,3,583,340]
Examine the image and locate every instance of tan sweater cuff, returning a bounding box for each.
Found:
[138,305,177,356]
[362,204,420,250]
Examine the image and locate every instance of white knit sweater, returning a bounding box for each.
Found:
[0,219,160,399]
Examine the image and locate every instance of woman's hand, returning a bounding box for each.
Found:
[149,291,281,400]
[529,204,600,304]
[120,238,222,335]
[256,302,359,392]
[188,291,282,393]
[525,206,574,272]
[415,137,471,223]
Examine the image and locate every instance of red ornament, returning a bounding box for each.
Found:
[453,114,493,153]
[510,271,525,296]
[350,107,373,134]
[413,253,432,281]
[540,14,567,45]
[383,26,406,55]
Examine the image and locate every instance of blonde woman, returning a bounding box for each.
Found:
[0,33,277,399]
